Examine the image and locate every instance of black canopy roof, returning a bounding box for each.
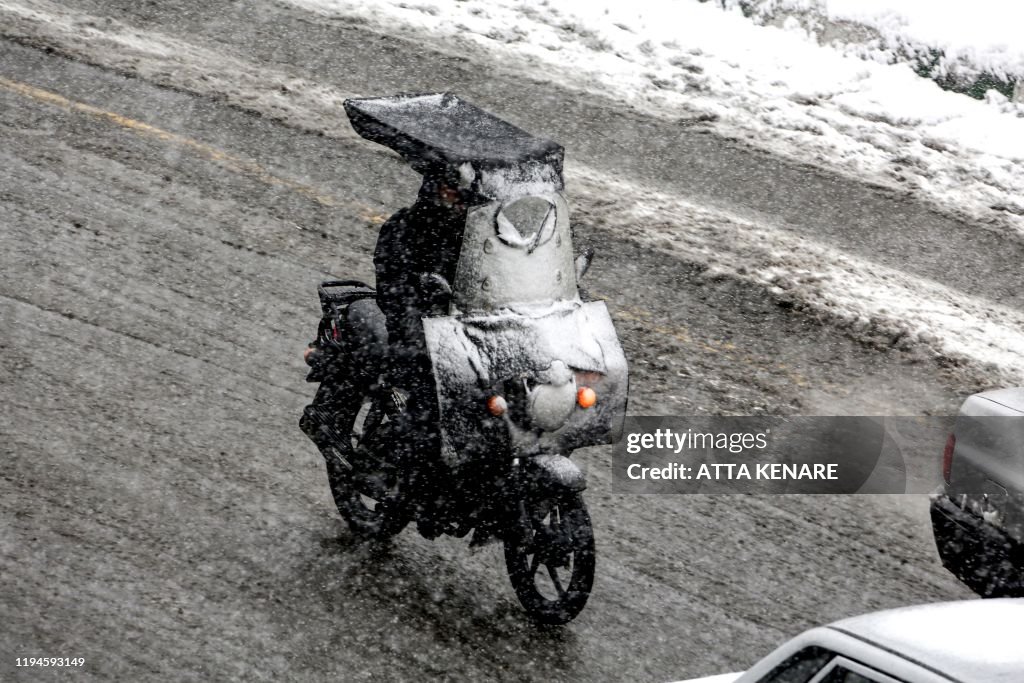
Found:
[344,93,564,177]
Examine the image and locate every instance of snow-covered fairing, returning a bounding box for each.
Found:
[345,93,628,467]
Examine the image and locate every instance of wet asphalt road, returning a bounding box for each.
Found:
[0,4,987,682]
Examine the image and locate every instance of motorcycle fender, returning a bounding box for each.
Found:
[524,454,586,494]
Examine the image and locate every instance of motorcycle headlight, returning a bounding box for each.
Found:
[527,380,577,432]
[523,360,576,432]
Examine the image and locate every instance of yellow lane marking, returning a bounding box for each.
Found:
[0,75,343,208]
[1,76,804,386]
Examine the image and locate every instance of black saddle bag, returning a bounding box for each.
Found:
[305,279,389,384]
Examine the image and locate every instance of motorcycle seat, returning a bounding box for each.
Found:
[344,297,390,375]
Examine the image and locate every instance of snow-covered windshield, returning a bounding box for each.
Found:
[451,192,578,313]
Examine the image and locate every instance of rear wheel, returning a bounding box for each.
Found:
[323,387,411,540]
[504,492,595,624]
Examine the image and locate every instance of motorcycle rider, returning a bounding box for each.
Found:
[373,168,469,522]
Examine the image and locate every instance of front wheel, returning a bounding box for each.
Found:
[504,492,595,624]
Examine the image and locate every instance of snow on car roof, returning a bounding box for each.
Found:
[974,387,1024,415]
[828,599,1024,682]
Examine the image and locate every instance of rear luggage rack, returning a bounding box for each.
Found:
[317,279,375,320]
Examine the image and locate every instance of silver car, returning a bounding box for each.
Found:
[674,599,1024,683]
[931,388,1024,597]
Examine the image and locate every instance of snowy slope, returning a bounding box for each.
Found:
[732,0,1024,89]
[287,0,1024,232]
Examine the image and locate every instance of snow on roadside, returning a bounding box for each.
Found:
[730,0,1024,91]
[286,0,1024,232]
[575,168,1024,385]
[3,0,1021,384]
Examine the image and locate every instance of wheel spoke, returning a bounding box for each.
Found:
[558,508,573,545]
[546,565,567,597]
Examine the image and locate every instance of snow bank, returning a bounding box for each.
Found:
[288,0,1024,230]
[729,0,1024,92]
[575,166,1024,385]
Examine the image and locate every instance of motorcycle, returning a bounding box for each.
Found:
[299,93,628,624]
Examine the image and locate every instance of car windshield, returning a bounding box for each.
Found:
[757,647,834,682]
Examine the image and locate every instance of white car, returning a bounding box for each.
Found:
[674,599,1024,683]
[931,387,1024,597]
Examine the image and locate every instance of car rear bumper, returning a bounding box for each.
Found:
[930,493,1023,596]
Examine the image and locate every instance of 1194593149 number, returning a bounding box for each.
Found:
[16,657,85,667]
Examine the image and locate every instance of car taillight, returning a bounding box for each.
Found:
[942,433,956,484]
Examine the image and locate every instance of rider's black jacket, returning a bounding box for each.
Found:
[372,189,466,466]
[374,199,463,346]
[373,190,466,389]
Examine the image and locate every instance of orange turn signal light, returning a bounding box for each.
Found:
[487,395,508,416]
[577,386,597,409]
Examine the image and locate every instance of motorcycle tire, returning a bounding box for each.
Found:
[504,492,595,625]
[323,386,412,541]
